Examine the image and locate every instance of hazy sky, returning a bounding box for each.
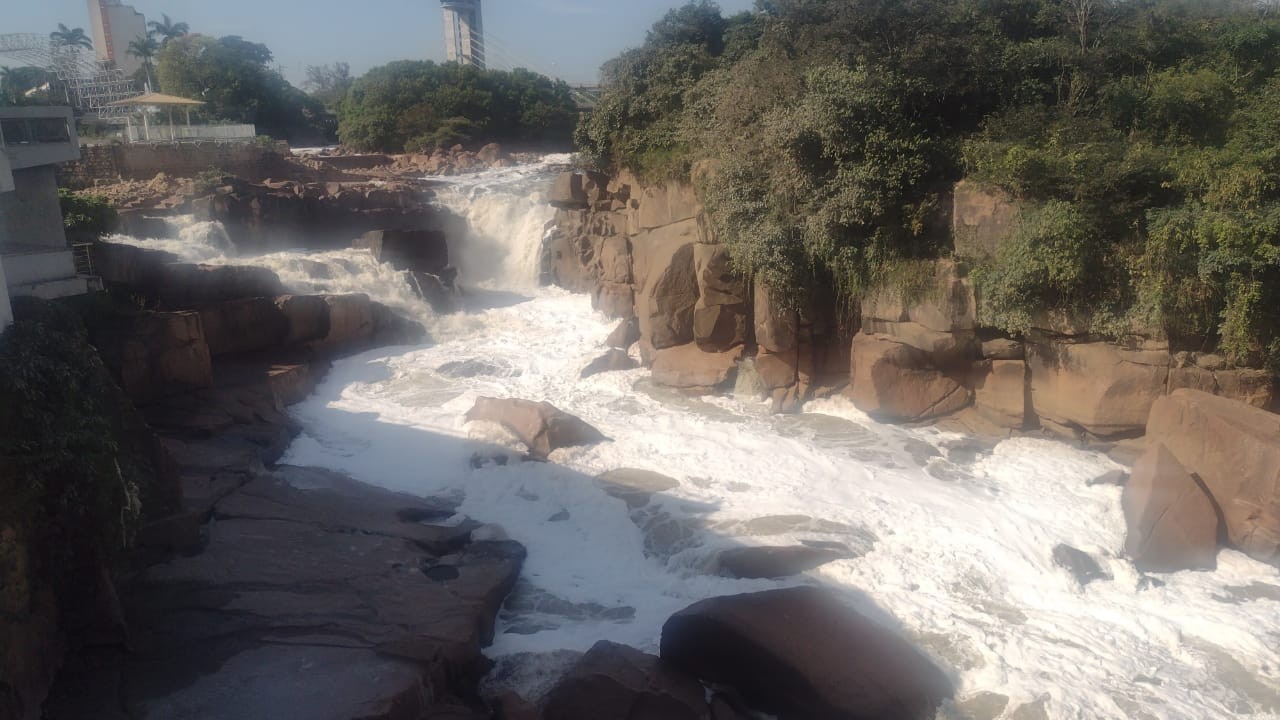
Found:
[10,0,756,86]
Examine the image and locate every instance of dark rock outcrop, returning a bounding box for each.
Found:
[1122,443,1221,572]
[1051,544,1112,587]
[544,641,710,720]
[607,318,641,350]
[715,544,855,579]
[465,397,608,459]
[582,349,639,379]
[660,587,952,720]
[355,229,450,275]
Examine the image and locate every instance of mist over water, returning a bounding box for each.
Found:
[109,158,1280,718]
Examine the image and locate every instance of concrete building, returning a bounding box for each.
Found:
[441,0,485,69]
[0,106,94,328]
[88,0,148,77]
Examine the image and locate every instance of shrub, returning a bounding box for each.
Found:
[58,189,118,241]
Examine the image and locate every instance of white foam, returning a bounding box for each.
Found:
[115,158,1280,718]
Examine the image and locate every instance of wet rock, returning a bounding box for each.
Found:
[1088,469,1129,487]
[439,359,518,379]
[1026,341,1170,438]
[650,343,742,394]
[597,468,680,509]
[633,219,699,350]
[848,334,970,423]
[544,641,710,720]
[715,544,855,579]
[970,359,1027,429]
[199,297,290,357]
[581,349,639,379]
[411,270,459,314]
[493,691,540,720]
[607,318,641,350]
[1122,443,1221,572]
[661,587,952,719]
[354,229,449,275]
[276,295,330,345]
[548,172,589,209]
[1052,544,1112,587]
[465,397,608,459]
[1146,390,1280,566]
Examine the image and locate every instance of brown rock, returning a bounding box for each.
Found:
[593,282,635,320]
[276,295,330,345]
[599,235,632,285]
[1146,390,1280,565]
[862,260,976,334]
[465,397,608,459]
[544,641,709,720]
[315,294,375,350]
[755,351,798,391]
[971,360,1027,429]
[354,229,449,275]
[650,344,742,393]
[581,349,639,379]
[952,180,1022,260]
[848,334,970,423]
[661,587,951,720]
[1123,443,1221,572]
[633,220,699,350]
[981,338,1024,360]
[693,302,748,353]
[88,310,213,404]
[753,278,797,355]
[607,318,641,350]
[199,298,289,357]
[1026,341,1169,438]
[636,182,701,231]
[549,173,589,209]
[157,263,287,308]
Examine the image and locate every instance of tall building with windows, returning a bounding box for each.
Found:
[87,0,147,76]
[441,0,485,69]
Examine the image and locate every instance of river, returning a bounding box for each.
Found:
[109,156,1280,719]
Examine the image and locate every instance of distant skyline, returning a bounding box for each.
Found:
[8,0,757,86]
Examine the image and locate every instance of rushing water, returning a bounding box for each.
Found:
[111,157,1280,719]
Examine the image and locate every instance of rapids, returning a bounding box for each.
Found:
[110,156,1280,719]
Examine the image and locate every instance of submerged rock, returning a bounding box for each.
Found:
[1052,544,1112,587]
[715,543,857,579]
[607,317,641,350]
[544,641,710,720]
[465,397,608,459]
[581,349,639,379]
[661,586,952,720]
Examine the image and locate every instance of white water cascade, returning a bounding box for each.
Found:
[109,157,1280,719]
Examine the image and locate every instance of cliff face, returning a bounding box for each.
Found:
[544,172,1278,439]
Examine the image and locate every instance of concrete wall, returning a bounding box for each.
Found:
[59,142,293,187]
[1,107,80,169]
[0,166,68,250]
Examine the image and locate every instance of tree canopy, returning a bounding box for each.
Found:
[156,34,331,144]
[336,61,578,153]
[577,0,1280,369]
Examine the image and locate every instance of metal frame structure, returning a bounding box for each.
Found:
[0,33,140,121]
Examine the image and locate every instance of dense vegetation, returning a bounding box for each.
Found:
[58,189,118,243]
[156,35,332,143]
[337,61,578,153]
[578,0,1280,368]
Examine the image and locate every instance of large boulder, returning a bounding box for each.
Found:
[544,641,710,720]
[199,298,289,357]
[661,587,951,720]
[607,318,641,350]
[693,244,748,352]
[753,278,797,355]
[465,398,608,459]
[651,344,742,394]
[549,173,589,209]
[1166,366,1276,409]
[582,349,639,379]
[354,229,449,275]
[971,360,1028,429]
[1122,443,1221,572]
[1145,390,1280,566]
[157,263,286,308]
[276,295,330,345]
[636,182,701,231]
[1026,341,1169,438]
[633,220,700,350]
[88,310,214,405]
[847,334,970,423]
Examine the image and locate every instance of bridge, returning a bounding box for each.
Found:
[0,33,140,121]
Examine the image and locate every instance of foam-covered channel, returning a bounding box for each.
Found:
[113,156,1280,718]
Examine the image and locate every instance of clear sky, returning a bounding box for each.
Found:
[9,0,756,86]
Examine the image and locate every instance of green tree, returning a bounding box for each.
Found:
[147,14,190,46]
[50,24,93,51]
[337,61,576,152]
[156,34,331,143]
[127,34,160,91]
[304,62,353,110]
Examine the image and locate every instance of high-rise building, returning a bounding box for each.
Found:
[87,0,147,77]
[441,0,485,69]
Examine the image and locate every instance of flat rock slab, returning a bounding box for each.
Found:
[716,544,858,579]
[105,466,525,720]
[597,468,681,509]
[466,397,608,459]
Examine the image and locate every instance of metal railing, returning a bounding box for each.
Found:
[71,243,94,276]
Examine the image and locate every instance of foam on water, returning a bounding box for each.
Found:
[111,158,1280,718]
